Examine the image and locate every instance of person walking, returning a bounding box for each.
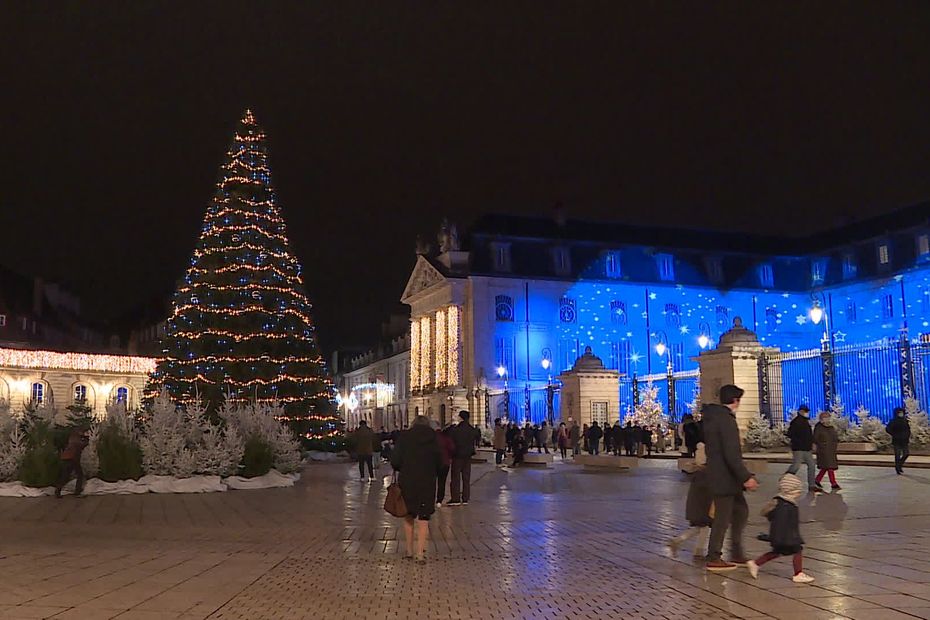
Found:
[588,421,603,455]
[623,421,636,456]
[493,418,507,466]
[55,425,89,498]
[557,422,569,459]
[655,424,666,453]
[886,406,911,475]
[813,412,840,490]
[506,422,518,454]
[682,414,702,458]
[523,423,535,450]
[511,432,528,467]
[703,384,758,571]
[667,443,713,558]
[391,415,442,564]
[786,405,820,493]
[570,421,581,457]
[435,425,455,506]
[747,473,814,583]
[352,420,376,482]
[632,423,643,456]
[537,422,550,454]
[611,421,622,455]
[641,425,653,457]
[449,411,480,505]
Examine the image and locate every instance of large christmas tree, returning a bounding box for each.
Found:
[146,110,340,448]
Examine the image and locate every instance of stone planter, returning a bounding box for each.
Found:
[837,442,877,453]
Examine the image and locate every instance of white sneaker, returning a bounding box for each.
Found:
[360,477,367,482]
[462,501,469,505]
[747,560,759,579]
[436,502,442,507]
[792,572,814,584]
[447,502,462,506]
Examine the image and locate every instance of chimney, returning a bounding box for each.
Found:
[553,201,567,227]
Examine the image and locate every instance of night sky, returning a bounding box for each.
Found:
[4,3,930,354]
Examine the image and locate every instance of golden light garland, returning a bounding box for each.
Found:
[162,354,324,366]
[0,347,155,374]
[447,305,461,386]
[435,308,446,387]
[410,320,421,390]
[193,244,290,259]
[171,305,313,320]
[171,329,316,342]
[420,315,431,388]
[186,263,300,281]
[199,223,290,244]
[170,374,322,387]
[175,283,312,300]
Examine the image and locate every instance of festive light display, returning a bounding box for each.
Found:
[0,348,155,374]
[435,308,447,386]
[146,110,336,445]
[420,315,431,388]
[410,320,421,390]
[448,305,461,386]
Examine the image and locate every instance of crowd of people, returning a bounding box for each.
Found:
[349,386,917,577]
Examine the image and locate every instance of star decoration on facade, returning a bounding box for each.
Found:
[679,325,690,334]
[649,292,657,300]
[796,314,808,325]
[833,331,847,343]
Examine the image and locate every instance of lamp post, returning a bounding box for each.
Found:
[810,292,835,408]
[654,330,676,422]
[497,365,509,422]
[541,358,554,425]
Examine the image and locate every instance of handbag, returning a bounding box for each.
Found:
[384,472,408,518]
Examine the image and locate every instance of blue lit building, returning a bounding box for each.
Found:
[402,205,930,427]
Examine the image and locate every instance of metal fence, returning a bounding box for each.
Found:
[760,337,930,424]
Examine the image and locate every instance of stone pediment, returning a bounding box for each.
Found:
[401,255,447,303]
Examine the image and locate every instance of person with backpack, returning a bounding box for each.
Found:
[886,406,912,475]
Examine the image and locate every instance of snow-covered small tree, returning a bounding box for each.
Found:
[186,400,243,476]
[140,392,197,477]
[0,400,26,482]
[905,397,930,448]
[627,382,666,428]
[686,383,702,420]
[824,396,855,442]
[219,402,300,474]
[854,405,891,450]
[81,423,100,479]
[744,413,788,451]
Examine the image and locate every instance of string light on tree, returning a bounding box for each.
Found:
[145,109,340,449]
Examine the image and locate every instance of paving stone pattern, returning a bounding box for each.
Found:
[0,459,928,619]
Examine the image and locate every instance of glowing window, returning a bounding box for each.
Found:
[605,252,621,278]
[494,295,514,322]
[31,382,44,404]
[116,386,129,404]
[878,244,890,265]
[758,264,774,288]
[656,254,675,281]
[73,384,87,403]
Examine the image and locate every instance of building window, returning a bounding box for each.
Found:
[552,247,571,275]
[31,382,45,404]
[491,243,511,272]
[846,301,857,324]
[609,300,627,325]
[705,257,724,284]
[605,252,621,279]
[882,294,894,320]
[494,337,515,378]
[0,314,5,327]
[665,303,681,328]
[918,234,930,258]
[758,264,774,288]
[73,384,87,403]
[559,297,577,323]
[609,340,631,374]
[878,243,890,265]
[591,401,608,426]
[656,254,675,282]
[842,253,857,279]
[811,258,827,285]
[716,305,729,329]
[494,295,514,322]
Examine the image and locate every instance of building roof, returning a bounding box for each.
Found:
[468,200,930,256]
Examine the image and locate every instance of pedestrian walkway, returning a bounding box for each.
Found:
[650,450,930,468]
[0,459,927,618]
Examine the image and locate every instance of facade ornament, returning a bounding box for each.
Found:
[437,218,460,253]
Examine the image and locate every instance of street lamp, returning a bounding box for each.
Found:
[809,292,831,351]
[697,321,711,350]
[654,330,669,364]
[542,358,554,425]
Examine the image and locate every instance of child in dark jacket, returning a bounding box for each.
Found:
[747,473,814,583]
[668,443,713,558]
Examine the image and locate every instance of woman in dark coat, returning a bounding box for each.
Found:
[813,412,840,490]
[391,415,442,563]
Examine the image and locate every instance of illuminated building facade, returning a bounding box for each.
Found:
[403,204,930,426]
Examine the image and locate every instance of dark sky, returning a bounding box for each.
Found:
[4,2,930,354]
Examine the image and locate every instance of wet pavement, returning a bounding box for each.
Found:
[0,457,928,619]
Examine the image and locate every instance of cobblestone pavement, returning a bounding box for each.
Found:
[0,459,929,619]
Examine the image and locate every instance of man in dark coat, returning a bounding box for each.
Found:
[623,421,636,456]
[786,405,820,492]
[703,384,758,571]
[886,406,912,474]
[588,421,603,455]
[352,421,377,481]
[448,411,480,505]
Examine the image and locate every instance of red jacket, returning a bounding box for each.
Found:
[436,430,455,467]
